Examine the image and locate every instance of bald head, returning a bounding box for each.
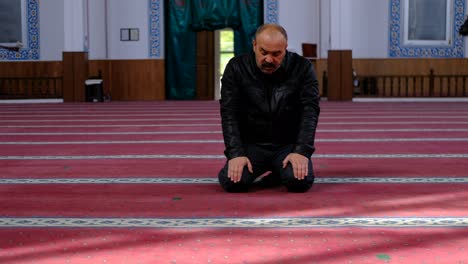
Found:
[255,24,288,42]
[252,24,288,74]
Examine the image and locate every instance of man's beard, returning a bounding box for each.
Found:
[260,62,278,73]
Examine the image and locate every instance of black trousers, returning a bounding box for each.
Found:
[218,143,315,193]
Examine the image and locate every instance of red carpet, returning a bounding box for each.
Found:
[0,101,467,263]
[1,228,466,264]
[1,183,467,217]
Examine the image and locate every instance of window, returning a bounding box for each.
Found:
[403,0,452,46]
[389,0,464,58]
[214,28,235,100]
[0,0,27,48]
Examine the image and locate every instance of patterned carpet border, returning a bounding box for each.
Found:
[0,217,466,228]
[0,177,467,184]
[1,154,468,160]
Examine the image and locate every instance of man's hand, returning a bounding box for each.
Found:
[282,153,309,180]
[228,157,253,183]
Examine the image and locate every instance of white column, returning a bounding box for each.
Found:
[319,0,330,57]
[88,0,107,59]
[329,0,353,50]
[63,0,86,51]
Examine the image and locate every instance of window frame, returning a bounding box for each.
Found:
[402,0,452,46]
[0,0,28,47]
[388,0,465,58]
[0,0,39,60]
[214,28,235,100]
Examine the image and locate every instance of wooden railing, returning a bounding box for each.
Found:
[0,77,63,99]
[322,69,468,98]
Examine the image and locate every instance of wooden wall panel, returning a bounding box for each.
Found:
[314,59,327,97]
[327,51,341,100]
[314,58,468,97]
[340,51,353,100]
[88,59,165,101]
[196,31,215,100]
[351,59,468,97]
[352,59,468,76]
[315,59,468,80]
[63,52,88,102]
[4,57,465,101]
[0,61,63,100]
[327,50,353,101]
[0,61,62,77]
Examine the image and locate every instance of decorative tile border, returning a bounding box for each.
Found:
[149,0,162,58]
[1,217,467,228]
[389,0,465,58]
[264,0,279,24]
[0,0,40,61]
[0,177,466,184]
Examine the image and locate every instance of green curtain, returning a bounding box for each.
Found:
[166,0,263,99]
[166,0,197,99]
[190,0,240,31]
[234,0,263,56]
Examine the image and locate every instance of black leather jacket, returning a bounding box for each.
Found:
[220,51,320,159]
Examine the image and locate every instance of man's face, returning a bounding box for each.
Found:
[253,31,287,74]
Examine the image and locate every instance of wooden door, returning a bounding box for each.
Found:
[195,31,215,100]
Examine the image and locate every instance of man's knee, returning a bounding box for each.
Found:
[281,164,314,193]
[218,165,252,193]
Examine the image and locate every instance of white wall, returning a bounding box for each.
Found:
[36,0,468,61]
[38,0,154,60]
[329,0,353,50]
[278,0,467,59]
[63,0,85,52]
[278,0,388,58]
[346,0,388,58]
[107,0,149,59]
[250,0,465,59]
[39,0,64,61]
[319,0,330,58]
[278,0,320,56]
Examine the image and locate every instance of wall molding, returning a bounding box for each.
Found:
[389,0,465,58]
[0,0,40,61]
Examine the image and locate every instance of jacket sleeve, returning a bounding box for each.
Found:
[219,60,246,159]
[293,60,321,158]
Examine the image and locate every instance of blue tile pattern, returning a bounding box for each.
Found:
[149,0,162,58]
[389,0,465,58]
[265,0,279,24]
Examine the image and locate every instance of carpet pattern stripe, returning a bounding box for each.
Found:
[1,217,467,228]
[2,153,468,160]
[1,177,467,184]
